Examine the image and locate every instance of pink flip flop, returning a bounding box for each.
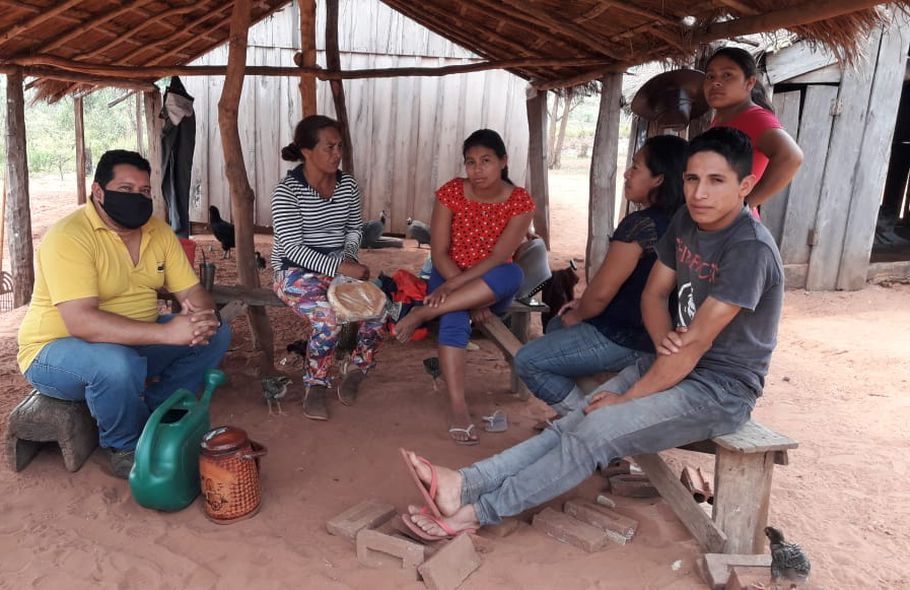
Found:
[399,448,443,519]
[399,512,477,542]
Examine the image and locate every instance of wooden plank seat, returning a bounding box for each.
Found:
[208,284,548,398]
[576,377,798,554]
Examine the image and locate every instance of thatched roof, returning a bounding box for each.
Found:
[0,0,906,101]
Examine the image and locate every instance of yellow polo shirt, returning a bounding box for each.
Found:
[17,201,200,373]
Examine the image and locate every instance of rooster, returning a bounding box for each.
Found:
[255,251,268,270]
[765,526,811,589]
[208,206,235,259]
[539,260,579,330]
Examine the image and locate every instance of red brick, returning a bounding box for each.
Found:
[417,534,481,590]
[477,516,524,539]
[531,507,611,552]
[356,528,426,578]
[326,499,396,541]
[608,473,659,498]
[563,499,638,545]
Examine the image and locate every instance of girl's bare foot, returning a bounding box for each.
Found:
[405,504,479,537]
[393,309,427,343]
[449,407,478,444]
[404,450,463,516]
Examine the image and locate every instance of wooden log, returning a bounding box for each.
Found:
[778,85,838,266]
[4,69,35,307]
[633,452,727,553]
[142,89,166,220]
[711,448,775,554]
[135,93,145,158]
[298,0,318,117]
[526,89,550,248]
[837,16,910,290]
[696,0,890,44]
[325,0,355,176]
[74,96,86,205]
[217,0,274,370]
[5,55,618,82]
[759,90,800,246]
[586,74,622,281]
[806,28,882,290]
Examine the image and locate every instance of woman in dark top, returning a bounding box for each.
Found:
[514,135,687,415]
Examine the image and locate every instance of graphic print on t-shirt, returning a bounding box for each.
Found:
[677,282,696,327]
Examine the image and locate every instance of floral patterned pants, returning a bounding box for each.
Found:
[274,270,385,387]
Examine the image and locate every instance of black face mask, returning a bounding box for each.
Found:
[100,189,153,229]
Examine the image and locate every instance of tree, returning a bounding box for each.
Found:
[546,82,599,169]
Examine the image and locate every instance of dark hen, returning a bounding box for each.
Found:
[406,217,431,248]
[539,260,579,330]
[361,210,387,249]
[423,357,442,391]
[765,526,811,589]
[209,206,235,259]
[255,251,267,270]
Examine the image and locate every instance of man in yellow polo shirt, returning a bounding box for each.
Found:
[17,150,231,479]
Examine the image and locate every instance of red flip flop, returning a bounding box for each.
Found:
[399,448,443,519]
[399,512,477,542]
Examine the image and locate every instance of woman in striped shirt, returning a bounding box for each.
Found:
[271,115,384,421]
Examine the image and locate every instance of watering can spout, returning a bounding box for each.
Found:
[200,369,226,407]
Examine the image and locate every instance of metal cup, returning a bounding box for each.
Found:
[200,263,216,291]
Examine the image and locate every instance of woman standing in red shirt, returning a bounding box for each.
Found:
[705,47,803,212]
[394,129,534,444]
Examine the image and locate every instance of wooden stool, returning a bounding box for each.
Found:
[6,391,98,472]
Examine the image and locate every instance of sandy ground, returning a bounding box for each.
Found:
[0,172,908,589]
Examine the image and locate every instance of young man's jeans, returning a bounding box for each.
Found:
[458,356,754,525]
[23,315,231,451]
[514,317,641,415]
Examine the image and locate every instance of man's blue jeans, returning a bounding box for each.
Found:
[23,315,231,451]
[458,356,753,525]
[514,317,641,414]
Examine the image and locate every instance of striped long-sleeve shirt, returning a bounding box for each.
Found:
[270,166,363,276]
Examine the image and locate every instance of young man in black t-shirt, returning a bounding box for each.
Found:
[398,127,785,540]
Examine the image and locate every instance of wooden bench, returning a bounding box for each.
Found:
[576,376,798,554]
[210,284,548,397]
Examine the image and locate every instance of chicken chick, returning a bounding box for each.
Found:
[261,375,292,416]
[765,526,811,589]
[423,357,442,391]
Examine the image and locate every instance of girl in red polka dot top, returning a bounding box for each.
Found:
[395,129,535,444]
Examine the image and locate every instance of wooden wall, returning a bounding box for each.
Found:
[182,0,529,234]
[762,15,909,290]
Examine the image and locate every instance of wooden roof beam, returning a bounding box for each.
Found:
[714,0,760,16]
[470,0,599,59]
[82,5,214,62]
[389,2,498,61]
[0,0,86,45]
[599,0,678,26]
[0,65,158,92]
[408,1,537,58]
[497,0,624,60]
[696,0,890,42]
[147,12,234,66]
[7,54,615,80]
[39,0,167,53]
[0,0,144,49]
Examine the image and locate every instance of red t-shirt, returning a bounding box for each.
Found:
[436,178,535,270]
[710,105,782,181]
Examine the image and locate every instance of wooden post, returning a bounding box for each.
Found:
[218,0,274,370]
[298,0,318,117]
[586,74,622,282]
[74,95,86,205]
[135,93,146,158]
[4,69,35,307]
[325,0,355,175]
[142,88,166,220]
[526,89,550,248]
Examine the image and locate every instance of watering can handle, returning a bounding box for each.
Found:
[134,388,196,481]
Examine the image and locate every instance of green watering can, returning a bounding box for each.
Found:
[129,369,227,511]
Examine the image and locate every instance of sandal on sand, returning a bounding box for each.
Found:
[303,385,329,421]
[482,409,508,433]
[448,424,479,446]
[399,448,443,519]
[400,512,477,541]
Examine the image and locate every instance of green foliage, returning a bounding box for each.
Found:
[0,78,139,177]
